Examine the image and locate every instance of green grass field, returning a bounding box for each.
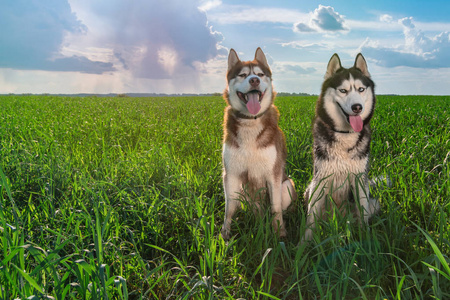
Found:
[0,94,449,299]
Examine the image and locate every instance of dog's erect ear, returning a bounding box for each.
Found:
[228,49,240,71]
[354,53,370,77]
[254,47,270,70]
[325,53,342,80]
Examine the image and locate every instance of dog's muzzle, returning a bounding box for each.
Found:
[337,102,364,132]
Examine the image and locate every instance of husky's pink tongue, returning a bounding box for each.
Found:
[349,115,363,132]
[246,93,261,115]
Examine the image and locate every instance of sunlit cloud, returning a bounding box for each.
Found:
[198,0,222,12]
[294,5,349,33]
[157,46,178,75]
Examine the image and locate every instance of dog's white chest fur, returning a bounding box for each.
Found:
[223,119,276,178]
[316,133,368,178]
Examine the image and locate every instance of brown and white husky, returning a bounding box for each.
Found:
[220,47,297,240]
[302,53,380,243]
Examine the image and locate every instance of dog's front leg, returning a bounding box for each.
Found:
[359,185,370,225]
[281,177,297,211]
[268,179,286,237]
[353,175,371,225]
[221,172,242,240]
[357,181,380,224]
[301,181,327,244]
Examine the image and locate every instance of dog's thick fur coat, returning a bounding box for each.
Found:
[221,48,297,240]
[302,53,380,243]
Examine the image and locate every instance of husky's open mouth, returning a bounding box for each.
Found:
[237,90,263,103]
[237,90,265,115]
[336,102,363,132]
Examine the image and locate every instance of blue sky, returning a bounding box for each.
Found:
[1,0,450,94]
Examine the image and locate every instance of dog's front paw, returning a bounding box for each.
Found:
[278,227,287,238]
[221,227,231,241]
[272,219,287,238]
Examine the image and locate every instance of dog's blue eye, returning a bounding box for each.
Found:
[358,87,366,92]
[339,89,347,94]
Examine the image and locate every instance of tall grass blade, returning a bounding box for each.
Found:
[12,264,44,294]
[415,223,450,279]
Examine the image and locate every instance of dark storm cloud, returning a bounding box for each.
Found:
[0,0,114,73]
[85,0,222,79]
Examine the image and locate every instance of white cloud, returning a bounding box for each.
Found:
[294,5,348,33]
[293,23,316,33]
[198,0,222,12]
[360,17,450,68]
[379,14,394,23]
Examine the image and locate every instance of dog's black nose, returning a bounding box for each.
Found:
[351,104,362,114]
[249,77,260,87]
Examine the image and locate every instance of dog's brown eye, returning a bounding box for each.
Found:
[238,73,247,78]
[358,87,366,92]
[257,73,264,77]
[339,89,347,94]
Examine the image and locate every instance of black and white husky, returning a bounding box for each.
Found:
[302,53,380,243]
[221,48,297,240]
